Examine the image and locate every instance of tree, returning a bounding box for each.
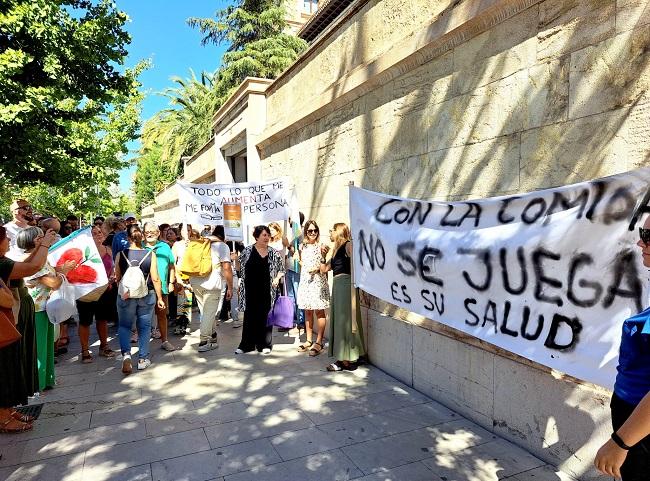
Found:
[141,71,218,172]
[188,0,307,106]
[188,0,287,51]
[132,144,178,210]
[0,0,140,186]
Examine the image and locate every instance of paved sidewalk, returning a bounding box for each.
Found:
[0,315,576,481]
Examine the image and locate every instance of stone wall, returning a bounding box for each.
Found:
[258,0,650,479]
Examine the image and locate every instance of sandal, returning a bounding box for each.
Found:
[308,342,323,357]
[326,362,342,372]
[99,346,116,358]
[11,410,35,423]
[297,341,313,352]
[0,417,32,433]
[81,351,93,364]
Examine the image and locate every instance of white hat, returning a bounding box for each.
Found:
[124,213,137,220]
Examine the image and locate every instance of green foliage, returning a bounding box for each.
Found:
[142,71,218,172]
[0,180,130,224]
[188,0,286,51]
[215,34,306,102]
[133,144,178,210]
[0,0,142,187]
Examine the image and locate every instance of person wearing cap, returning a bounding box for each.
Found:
[112,213,138,261]
[4,199,34,261]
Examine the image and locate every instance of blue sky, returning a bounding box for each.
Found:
[116,0,229,193]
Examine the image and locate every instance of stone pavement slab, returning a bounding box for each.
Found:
[0,314,576,481]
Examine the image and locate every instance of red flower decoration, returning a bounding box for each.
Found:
[56,248,98,284]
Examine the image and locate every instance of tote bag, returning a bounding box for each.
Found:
[0,307,20,349]
[267,281,295,329]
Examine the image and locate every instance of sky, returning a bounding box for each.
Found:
[115,0,229,193]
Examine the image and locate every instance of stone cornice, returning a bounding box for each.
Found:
[258,0,542,150]
[212,77,273,131]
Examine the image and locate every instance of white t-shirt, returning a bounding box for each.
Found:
[189,241,231,291]
[4,221,25,261]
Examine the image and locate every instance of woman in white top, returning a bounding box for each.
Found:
[296,220,330,356]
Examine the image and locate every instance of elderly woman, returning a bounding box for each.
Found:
[234,225,285,354]
[19,227,64,391]
[594,218,650,479]
[0,225,56,433]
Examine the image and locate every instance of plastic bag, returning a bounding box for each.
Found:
[46,276,77,324]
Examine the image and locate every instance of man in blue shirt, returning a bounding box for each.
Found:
[595,219,650,480]
[112,213,137,261]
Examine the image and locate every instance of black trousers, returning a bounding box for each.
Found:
[611,393,650,481]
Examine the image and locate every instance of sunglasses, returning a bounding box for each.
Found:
[306,229,318,234]
[640,227,650,245]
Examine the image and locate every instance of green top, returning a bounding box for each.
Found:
[148,241,175,295]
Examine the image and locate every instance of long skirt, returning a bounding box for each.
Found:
[328,274,366,362]
[35,311,55,391]
[17,286,38,398]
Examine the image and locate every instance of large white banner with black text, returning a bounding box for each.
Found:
[350,169,650,389]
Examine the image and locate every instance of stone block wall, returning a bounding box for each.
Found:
[258,0,650,479]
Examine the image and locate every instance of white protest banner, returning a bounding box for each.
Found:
[47,227,109,299]
[350,168,650,389]
[177,178,297,227]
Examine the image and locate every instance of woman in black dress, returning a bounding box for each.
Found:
[0,225,56,433]
[234,225,285,354]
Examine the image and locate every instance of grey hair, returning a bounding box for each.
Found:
[17,226,44,251]
[143,222,159,232]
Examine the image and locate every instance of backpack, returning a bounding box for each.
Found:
[118,250,152,299]
[179,239,213,277]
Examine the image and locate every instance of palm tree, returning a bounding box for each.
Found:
[141,70,218,172]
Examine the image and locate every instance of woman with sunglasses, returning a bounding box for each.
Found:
[296,220,330,356]
[594,221,650,479]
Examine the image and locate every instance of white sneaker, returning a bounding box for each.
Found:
[198,341,218,352]
[261,348,271,354]
[234,348,244,354]
[137,358,151,370]
[122,354,132,374]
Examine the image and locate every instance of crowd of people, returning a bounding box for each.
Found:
[0,199,366,434]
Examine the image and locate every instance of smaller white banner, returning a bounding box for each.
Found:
[48,227,109,300]
[177,178,297,227]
